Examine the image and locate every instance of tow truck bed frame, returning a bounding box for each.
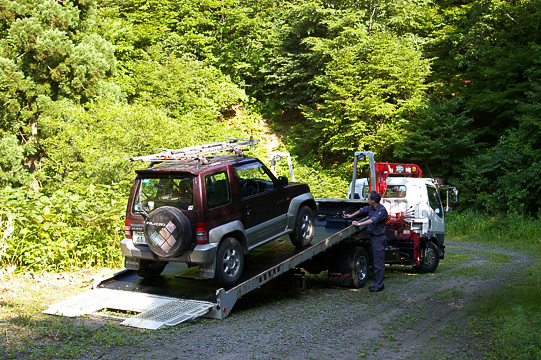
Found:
[44,222,361,329]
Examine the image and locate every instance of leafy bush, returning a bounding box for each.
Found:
[0,185,125,272]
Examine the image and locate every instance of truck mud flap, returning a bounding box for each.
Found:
[43,288,215,330]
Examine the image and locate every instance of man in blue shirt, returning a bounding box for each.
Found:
[345,191,388,292]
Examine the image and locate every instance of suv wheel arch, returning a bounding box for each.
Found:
[286,194,317,231]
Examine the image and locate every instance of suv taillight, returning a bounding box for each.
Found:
[125,218,132,239]
[196,223,208,244]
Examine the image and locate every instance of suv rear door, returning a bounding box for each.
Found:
[203,170,237,231]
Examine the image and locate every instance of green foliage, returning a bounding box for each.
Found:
[0,185,124,272]
[429,0,541,137]
[394,97,478,179]
[0,0,119,189]
[0,57,32,132]
[0,135,28,187]
[37,100,264,190]
[455,69,541,214]
[1,0,541,277]
[446,210,541,252]
[117,50,246,119]
[299,28,430,161]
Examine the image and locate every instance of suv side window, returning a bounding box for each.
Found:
[206,171,231,208]
[235,162,275,198]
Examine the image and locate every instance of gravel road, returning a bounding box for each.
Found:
[84,240,530,360]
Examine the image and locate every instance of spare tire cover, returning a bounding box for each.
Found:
[143,206,192,258]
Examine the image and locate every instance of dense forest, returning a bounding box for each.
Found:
[0,0,540,271]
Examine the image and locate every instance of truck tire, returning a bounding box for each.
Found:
[215,237,244,286]
[350,247,370,288]
[136,259,167,279]
[414,241,439,273]
[290,205,315,247]
[143,206,192,258]
[328,245,369,288]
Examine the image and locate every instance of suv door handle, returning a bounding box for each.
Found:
[246,204,252,215]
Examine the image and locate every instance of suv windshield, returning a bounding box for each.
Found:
[133,176,194,213]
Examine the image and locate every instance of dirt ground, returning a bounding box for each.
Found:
[1,240,532,359]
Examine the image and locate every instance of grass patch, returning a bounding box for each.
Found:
[447,211,541,359]
[434,287,462,301]
[0,270,145,359]
[472,261,541,360]
[446,210,541,254]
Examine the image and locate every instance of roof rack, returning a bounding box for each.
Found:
[125,137,259,162]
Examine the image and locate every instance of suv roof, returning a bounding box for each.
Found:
[135,155,256,176]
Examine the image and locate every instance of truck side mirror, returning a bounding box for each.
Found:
[277,176,288,187]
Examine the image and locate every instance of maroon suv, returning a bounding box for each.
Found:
[122,154,316,286]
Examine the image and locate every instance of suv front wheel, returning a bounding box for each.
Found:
[215,237,244,286]
[290,205,315,247]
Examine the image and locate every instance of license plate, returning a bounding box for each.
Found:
[133,231,146,245]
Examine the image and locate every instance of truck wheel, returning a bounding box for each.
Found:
[290,205,315,247]
[215,237,244,286]
[136,259,167,279]
[144,206,192,258]
[414,241,440,273]
[350,247,369,288]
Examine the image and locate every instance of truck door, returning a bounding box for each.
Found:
[426,185,445,234]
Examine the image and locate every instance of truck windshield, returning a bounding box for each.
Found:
[133,176,194,213]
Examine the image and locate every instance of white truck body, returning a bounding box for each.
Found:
[348,176,445,237]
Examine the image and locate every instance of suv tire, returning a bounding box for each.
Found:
[290,205,315,247]
[136,259,167,279]
[143,206,192,258]
[215,237,244,286]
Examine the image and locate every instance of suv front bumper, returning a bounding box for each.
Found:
[120,238,218,264]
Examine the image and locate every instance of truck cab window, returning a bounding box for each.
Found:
[384,185,407,198]
[427,186,443,217]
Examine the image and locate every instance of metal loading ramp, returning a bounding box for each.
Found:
[43,288,214,330]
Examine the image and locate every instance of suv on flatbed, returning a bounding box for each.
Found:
[121,140,316,286]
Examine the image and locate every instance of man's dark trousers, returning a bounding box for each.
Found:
[370,234,386,289]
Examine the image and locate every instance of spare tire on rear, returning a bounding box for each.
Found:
[143,206,192,258]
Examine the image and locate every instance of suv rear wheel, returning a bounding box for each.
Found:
[290,205,315,247]
[136,259,167,279]
[215,237,244,286]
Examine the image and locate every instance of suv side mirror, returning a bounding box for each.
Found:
[277,176,288,187]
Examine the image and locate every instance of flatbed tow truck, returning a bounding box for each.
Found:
[44,150,455,330]
[44,219,363,330]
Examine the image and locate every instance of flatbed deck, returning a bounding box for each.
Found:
[44,221,361,329]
